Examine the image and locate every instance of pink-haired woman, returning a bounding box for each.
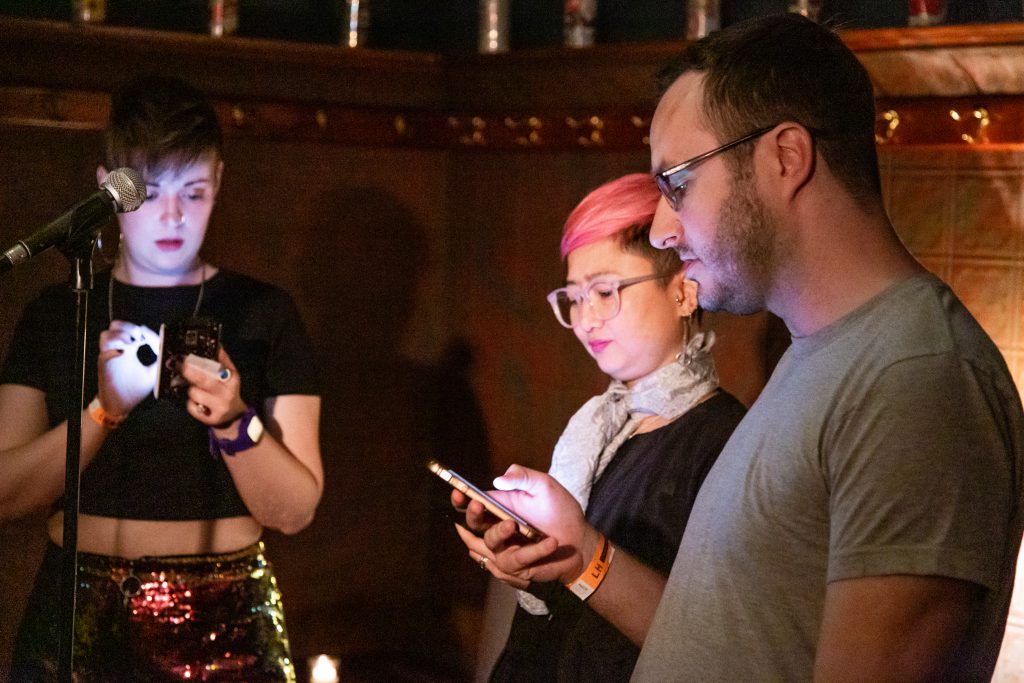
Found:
[460,173,746,682]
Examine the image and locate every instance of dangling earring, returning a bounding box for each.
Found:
[675,318,693,365]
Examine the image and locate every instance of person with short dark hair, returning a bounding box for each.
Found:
[0,75,322,682]
[460,15,1024,682]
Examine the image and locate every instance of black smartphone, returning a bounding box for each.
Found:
[154,318,222,401]
[427,459,543,540]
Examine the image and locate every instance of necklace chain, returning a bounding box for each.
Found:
[108,262,206,323]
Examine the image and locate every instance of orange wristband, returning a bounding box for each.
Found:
[87,397,124,430]
[564,532,615,601]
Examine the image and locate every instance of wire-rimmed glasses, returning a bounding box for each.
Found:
[546,272,668,329]
[654,125,776,211]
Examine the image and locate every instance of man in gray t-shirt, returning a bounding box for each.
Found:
[460,14,1024,682]
[634,273,1023,681]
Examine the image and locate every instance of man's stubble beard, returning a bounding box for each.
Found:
[700,167,777,316]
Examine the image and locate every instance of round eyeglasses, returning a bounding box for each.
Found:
[546,272,668,329]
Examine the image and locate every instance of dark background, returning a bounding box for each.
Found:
[0,3,1018,682]
[2,0,1022,50]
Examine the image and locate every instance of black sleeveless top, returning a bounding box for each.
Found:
[0,269,320,520]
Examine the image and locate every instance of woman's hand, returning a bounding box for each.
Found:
[97,321,160,418]
[180,347,247,427]
[478,465,599,587]
[454,522,529,590]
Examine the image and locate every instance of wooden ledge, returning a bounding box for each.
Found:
[3,16,1024,148]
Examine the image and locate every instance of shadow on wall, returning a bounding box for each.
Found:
[265,187,493,683]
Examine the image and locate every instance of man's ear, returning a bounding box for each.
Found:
[767,123,815,201]
[96,165,108,186]
[676,277,699,318]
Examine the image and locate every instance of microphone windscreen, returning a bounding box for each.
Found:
[104,168,146,213]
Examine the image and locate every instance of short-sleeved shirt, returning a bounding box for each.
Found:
[0,269,321,520]
[633,273,1024,682]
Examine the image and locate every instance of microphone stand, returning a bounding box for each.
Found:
[0,170,141,682]
[57,234,98,683]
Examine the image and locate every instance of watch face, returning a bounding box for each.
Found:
[246,414,264,444]
[216,409,264,456]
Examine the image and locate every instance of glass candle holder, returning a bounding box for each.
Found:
[686,0,720,40]
[479,0,510,53]
[209,0,238,37]
[72,0,105,23]
[908,0,946,25]
[343,0,371,48]
[565,0,596,47]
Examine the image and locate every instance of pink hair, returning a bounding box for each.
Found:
[560,173,661,259]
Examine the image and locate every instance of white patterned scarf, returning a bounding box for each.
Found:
[518,331,720,615]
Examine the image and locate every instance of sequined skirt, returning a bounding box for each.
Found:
[11,540,295,682]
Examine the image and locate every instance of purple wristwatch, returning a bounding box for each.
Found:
[209,406,265,456]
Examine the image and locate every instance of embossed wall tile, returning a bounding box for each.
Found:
[916,256,951,281]
[949,262,1019,349]
[880,147,956,173]
[888,170,953,257]
[951,172,1023,258]
[1006,351,1024,395]
[960,148,1024,173]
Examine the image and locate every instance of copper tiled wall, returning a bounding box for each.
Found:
[882,146,1024,680]
[882,147,1024,389]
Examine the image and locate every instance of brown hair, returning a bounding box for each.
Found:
[105,75,222,176]
[657,14,881,209]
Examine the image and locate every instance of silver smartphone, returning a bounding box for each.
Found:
[427,459,543,540]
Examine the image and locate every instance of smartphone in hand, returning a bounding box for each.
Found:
[427,459,543,540]
[154,318,222,401]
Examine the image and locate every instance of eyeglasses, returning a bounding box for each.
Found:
[654,125,775,211]
[546,272,667,329]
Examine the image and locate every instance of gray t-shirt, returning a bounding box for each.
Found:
[633,273,1024,682]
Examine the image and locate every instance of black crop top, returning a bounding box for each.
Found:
[0,269,321,520]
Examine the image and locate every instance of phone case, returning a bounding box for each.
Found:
[427,459,543,539]
[154,318,222,401]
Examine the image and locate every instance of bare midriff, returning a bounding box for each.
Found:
[47,513,262,559]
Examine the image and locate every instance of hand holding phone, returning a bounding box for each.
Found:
[154,318,223,401]
[427,459,543,540]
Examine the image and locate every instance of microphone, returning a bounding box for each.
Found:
[0,167,146,275]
